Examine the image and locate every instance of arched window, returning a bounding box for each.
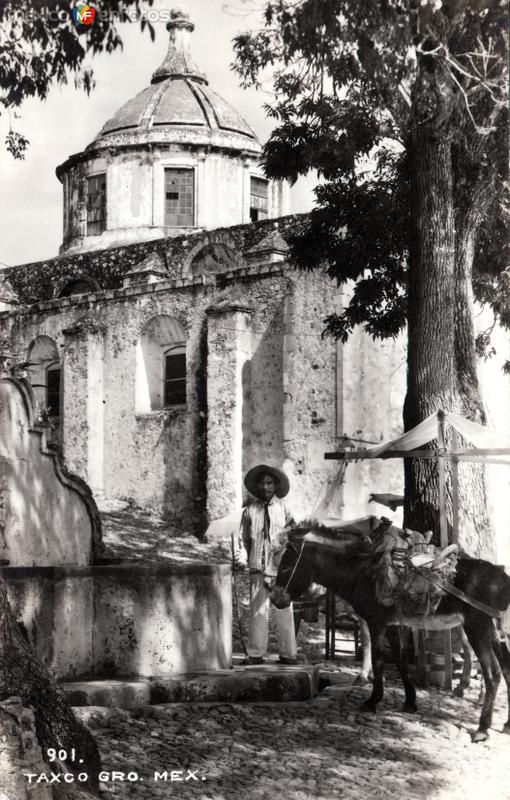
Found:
[164,345,186,407]
[188,242,238,277]
[27,336,61,419]
[136,316,186,412]
[58,277,100,298]
[46,363,61,418]
[250,176,268,222]
[87,173,107,235]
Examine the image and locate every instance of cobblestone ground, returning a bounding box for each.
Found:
[77,673,509,800]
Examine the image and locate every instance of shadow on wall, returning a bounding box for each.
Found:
[161,319,208,534]
[93,564,231,677]
[242,359,252,482]
[241,302,285,479]
[26,335,60,415]
[5,562,231,679]
[157,411,192,526]
[136,315,186,413]
[0,377,101,567]
[190,320,209,535]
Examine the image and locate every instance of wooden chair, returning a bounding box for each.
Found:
[292,597,320,635]
[324,591,361,660]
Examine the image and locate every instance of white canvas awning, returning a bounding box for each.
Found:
[339,412,510,464]
[324,411,510,693]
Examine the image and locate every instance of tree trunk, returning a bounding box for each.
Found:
[404,128,457,539]
[404,125,493,555]
[0,576,101,792]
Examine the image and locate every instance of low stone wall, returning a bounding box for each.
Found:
[2,563,231,679]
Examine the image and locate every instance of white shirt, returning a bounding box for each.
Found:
[238,495,295,575]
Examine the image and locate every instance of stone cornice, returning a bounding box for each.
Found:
[0,262,289,320]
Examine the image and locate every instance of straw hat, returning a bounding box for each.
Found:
[244,464,290,499]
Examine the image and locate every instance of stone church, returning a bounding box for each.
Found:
[0,8,508,558]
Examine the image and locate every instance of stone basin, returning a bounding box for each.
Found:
[2,561,231,680]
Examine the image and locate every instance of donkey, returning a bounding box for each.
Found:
[271,527,510,742]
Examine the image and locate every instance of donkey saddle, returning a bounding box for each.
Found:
[373,519,458,616]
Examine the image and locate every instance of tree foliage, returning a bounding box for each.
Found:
[0,0,154,158]
[234,0,508,545]
[233,0,509,345]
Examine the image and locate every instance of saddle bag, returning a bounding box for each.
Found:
[373,522,458,616]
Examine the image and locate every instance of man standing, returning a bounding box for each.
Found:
[235,464,298,665]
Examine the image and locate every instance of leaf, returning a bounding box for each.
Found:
[5,129,29,159]
[0,0,148,157]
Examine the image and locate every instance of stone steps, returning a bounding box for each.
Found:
[62,660,320,707]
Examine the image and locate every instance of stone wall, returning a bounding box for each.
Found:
[3,215,307,304]
[3,217,508,552]
[0,248,413,530]
[3,563,232,679]
[0,221,347,527]
[0,377,102,567]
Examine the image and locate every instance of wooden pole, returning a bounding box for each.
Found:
[417,629,428,687]
[437,411,452,690]
[325,591,336,660]
[451,428,459,545]
[335,292,344,442]
[437,410,448,549]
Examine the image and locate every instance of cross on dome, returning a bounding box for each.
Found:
[152,7,208,85]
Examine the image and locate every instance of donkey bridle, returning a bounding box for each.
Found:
[279,539,307,594]
[279,540,502,619]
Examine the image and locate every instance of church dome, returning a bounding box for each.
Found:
[56,7,288,255]
[90,8,260,154]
